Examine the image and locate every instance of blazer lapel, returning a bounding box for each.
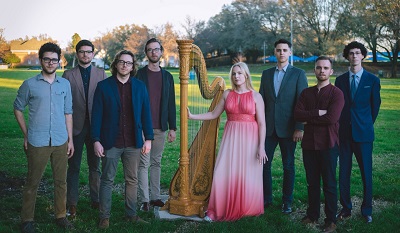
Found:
[110,77,121,107]
[72,66,86,100]
[267,68,276,100]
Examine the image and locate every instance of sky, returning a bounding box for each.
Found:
[1,0,233,48]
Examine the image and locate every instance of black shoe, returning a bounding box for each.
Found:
[150,199,165,207]
[55,217,75,230]
[282,203,292,214]
[21,221,35,233]
[336,209,351,220]
[301,216,317,224]
[363,215,372,223]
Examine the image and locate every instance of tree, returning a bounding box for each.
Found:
[60,55,68,70]
[3,52,21,68]
[124,25,151,62]
[0,28,10,61]
[70,33,81,67]
[374,0,400,78]
[157,23,179,67]
[291,0,350,55]
[181,16,206,40]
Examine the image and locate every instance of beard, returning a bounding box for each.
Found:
[148,55,161,64]
[42,65,57,75]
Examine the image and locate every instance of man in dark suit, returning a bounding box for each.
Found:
[91,50,154,229]
[63,39,107,217]
[335,41,381,223]
[259,39,308,214]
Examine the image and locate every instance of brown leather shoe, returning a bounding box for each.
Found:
[91,201,100,209]
[140,202,149,211]
[98,218,109,229]
[301,216,317,225]
[126,215,149,224]
[67,205,76,218]
[55,217,75,230]
[321,222,336,233]
[150,199,165,207]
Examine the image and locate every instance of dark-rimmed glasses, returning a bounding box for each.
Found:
[42,57,59,64]
[78,50,93,55]
[117,60,134,67]
[146,48,161,53]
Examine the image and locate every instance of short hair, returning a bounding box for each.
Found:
[75,39,94,53]
[315,55,333,66]
[274,38,292,48]
[229,62,254,91]
[342,41,367,60]
[110,50,137,77]
[144,38,164,53]
[38,42,61,60]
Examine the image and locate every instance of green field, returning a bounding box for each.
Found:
[0,67,399,233]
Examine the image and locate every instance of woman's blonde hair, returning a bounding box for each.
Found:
[229,62,254,91]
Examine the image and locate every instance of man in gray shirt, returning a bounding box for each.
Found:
[14,42,74,233]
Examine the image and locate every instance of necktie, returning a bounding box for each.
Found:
[351,75,356,100]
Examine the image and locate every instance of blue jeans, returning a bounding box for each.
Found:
[303,145,339,224]
[99,147,141,219]
[263,130,296,205]
[67,122,100,206]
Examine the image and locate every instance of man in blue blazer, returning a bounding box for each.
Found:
[335,41,381,223]
[259,39,308,214]
[91,50,154,229]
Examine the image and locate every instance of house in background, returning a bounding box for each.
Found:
[10,38,51,67]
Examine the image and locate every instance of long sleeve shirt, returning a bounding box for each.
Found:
[14,74,73,147]
[294,83,344,150]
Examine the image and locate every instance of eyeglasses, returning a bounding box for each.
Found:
[78,50,93,55]
[146,48,161,53]
[349,52,362,56]
[42,57,59,64]
[117,60,134,67]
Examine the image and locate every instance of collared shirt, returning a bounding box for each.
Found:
[78,64,92,100]
[294,84,344,150]
[274,63,289,96]
[14,74,73,147]
[349,68,363,90]
[114,78,135,148]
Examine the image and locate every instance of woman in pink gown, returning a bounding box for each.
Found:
[188,62,267,222]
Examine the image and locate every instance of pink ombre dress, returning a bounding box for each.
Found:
[207,90,264,221]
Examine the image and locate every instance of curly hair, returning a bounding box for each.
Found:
[110,50,137,77]
[342,41,367,60]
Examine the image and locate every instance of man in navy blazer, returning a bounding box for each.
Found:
[335,41,381,223]
[259,39,308,214]
[91,50,154,229]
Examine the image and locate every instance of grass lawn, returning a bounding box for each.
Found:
[0,65,399,233]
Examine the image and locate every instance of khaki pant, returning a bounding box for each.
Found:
[21,142,68,222]
[138,129,166,202]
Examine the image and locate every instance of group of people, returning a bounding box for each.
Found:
[14,38,176,232]
[13,37,380,233]
[188,39,380,233]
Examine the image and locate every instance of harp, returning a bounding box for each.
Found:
[163,40,225,217]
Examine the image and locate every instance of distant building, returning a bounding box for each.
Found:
[10,38,52,67]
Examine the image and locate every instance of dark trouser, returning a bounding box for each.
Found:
[263,130,296,205]
[339,138,373,216]
[303,144,339,224]
[67,121,100,206]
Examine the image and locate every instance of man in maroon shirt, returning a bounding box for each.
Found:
[294,56,344,233]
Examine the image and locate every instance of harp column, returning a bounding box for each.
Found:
[177,39,192,201]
